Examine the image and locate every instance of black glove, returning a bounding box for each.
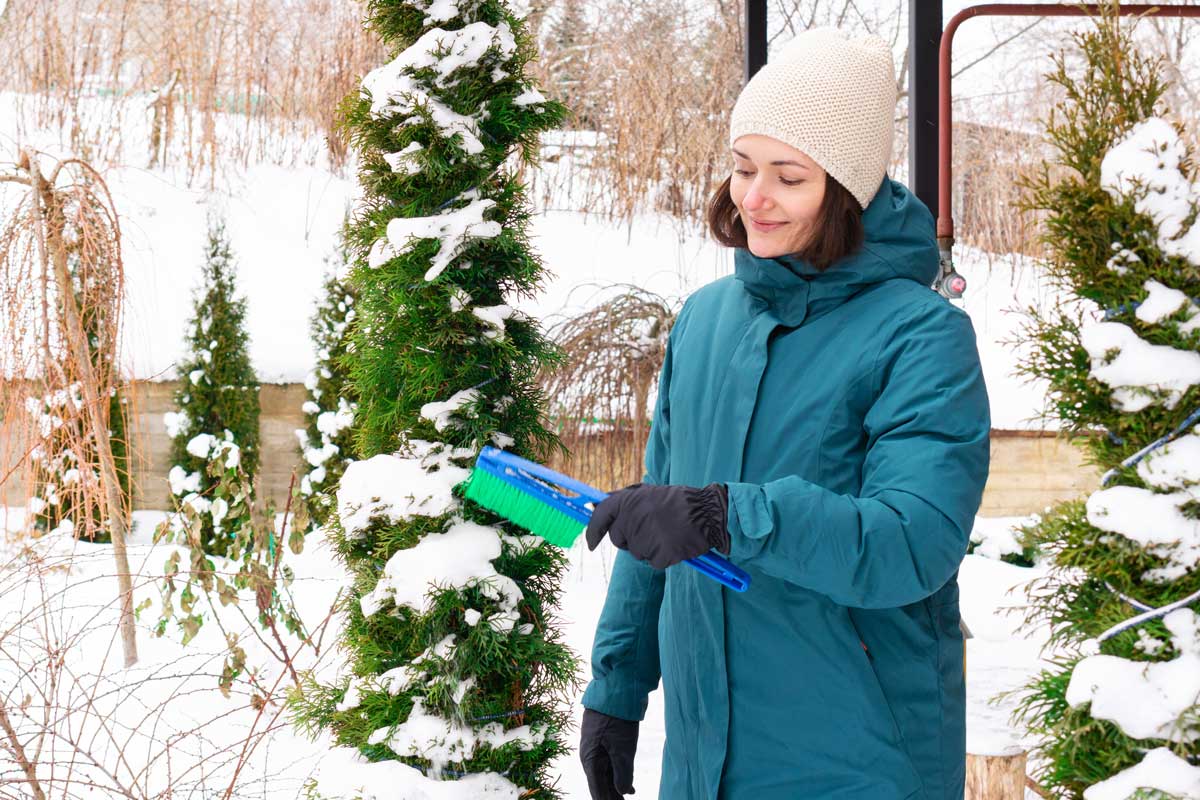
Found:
[584,482,730,569]
[580,708,639,799]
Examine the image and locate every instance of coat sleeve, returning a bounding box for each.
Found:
[579,313,678,721]
[724,302,991,610]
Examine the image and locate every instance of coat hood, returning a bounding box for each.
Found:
[733,175,939,326]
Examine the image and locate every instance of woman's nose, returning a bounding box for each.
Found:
[742,180,772,211]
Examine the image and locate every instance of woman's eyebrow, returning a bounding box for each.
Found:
[731,148,810,169]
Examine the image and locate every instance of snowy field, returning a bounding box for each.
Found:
[0,506,1050,798]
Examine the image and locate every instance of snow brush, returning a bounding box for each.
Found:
[462,445,750,592]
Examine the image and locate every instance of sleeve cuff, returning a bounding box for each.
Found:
[581,681,649,722]
[726,481,774,565]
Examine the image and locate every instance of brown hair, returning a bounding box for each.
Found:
[705,172,865,270]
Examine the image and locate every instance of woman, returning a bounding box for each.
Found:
[578,27,990,800]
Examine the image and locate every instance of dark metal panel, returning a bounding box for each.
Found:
[745,0,768,83]
[909,0,942,219]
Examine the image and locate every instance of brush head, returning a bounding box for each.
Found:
[463,467,586,548]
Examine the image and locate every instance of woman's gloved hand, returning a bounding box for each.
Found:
[580,708,639,799]
[584,482,730,569]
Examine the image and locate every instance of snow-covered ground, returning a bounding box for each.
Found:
[0,506,1049,798]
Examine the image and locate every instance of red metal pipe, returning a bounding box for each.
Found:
[937,3,1200,248]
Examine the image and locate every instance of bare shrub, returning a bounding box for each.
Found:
[537,285,678,491]
[0,0,386,175]
[0,513,341,800]
[527,0,908,231]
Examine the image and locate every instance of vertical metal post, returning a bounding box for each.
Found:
[745,0,768,83]
[909,0,942,219]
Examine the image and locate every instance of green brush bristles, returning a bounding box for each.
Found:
[463,467,586,548]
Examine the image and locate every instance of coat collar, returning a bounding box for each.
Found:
[733,176,939,327]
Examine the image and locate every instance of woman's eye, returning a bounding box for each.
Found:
[733,169,801,185]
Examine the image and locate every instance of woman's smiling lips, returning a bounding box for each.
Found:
[749,217,787,232]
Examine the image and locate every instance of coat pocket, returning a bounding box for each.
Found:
[845,614,924,794]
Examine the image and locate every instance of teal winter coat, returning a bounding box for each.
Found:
[581,176,991,800]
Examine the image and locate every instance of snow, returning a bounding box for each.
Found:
[162,409,189,438]
[956,553,1053,758]
[969,515,1033,561]
[1105,244,1140,276]
[1101,117,1200,265]
[384,141,426,175]
[418,0,467,27]
[1087,485,1200,582]
[1066,608,1200,743]
[335,441,473,537]
[513,87,547,106]
[390,22,517,89]
[360,22,517,156]
[1137,279,1192,324]
[359,517,523,626]
[316,398,356,438]
[185,432,218,458]
[366,697,545,778]
[1080,320,1200,412]
[312,745,527,799]
[1138,431,1200,489]
[420,387,481,432]
[1084,747,1200,800]
[367,194,503,281]
[472,303,515,340]
[167,464,201,496]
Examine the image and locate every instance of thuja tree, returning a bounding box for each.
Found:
[296,247,359,528]
[164,219,261,557]
[289,2,579,798]
[1014,9,1200,797]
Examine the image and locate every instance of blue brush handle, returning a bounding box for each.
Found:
[477,446,750,592]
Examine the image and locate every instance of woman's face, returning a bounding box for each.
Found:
[729,135,827,259]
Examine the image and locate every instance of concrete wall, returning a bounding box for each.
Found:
[980,430,1098,517]
[123,381,309,510]
[3,382,1099,518]
[2,381,309,511]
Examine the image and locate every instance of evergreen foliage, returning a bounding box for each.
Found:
[1014,8,1200,796]
[288,2,580,797]
[165,219,261,557]
[296,246,359,528]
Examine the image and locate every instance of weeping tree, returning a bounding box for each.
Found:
[0,151,138,665]
[24,256,132,544]
[288,2,580,798]
[1014,8,1200,797]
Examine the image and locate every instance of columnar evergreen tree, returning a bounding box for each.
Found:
[288,2,580,797]
[296,247,359,528]
[1015,9,1200,797]
[164,219,261,557]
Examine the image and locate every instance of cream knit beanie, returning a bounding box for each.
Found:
[729,27,897,209]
